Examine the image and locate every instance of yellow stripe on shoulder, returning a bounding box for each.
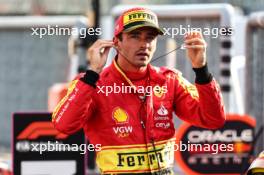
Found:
[51,80,79,121]
[176,74,199,100]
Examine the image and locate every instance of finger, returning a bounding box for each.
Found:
[97,43,114,52]
[194,31,203,39]
[184,31,203,39]
[89,43,113,55]
[98,40,114,45]
[185,32,197,39]
[96,39,113,43]
[184,38,205,45]
[101,47,111,57]
[184,44,206,49]
[88,41,113,53]
[184,33,190,39]
[99,44,114,54]
[97,41,114,48]
[93,40,113,47]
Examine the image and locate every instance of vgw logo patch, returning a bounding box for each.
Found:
[112,107,133,138]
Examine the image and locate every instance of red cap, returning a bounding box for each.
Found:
[114,7,164,37]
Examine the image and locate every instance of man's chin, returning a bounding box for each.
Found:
[135,61,149,67]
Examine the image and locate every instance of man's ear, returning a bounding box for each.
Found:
[113,37,118,45]
[113,37,119,50]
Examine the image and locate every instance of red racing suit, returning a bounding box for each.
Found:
[52,59,225,174]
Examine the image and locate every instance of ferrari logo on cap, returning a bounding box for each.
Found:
[123,10,157,25]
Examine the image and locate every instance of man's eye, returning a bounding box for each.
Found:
[131,34,139,38]
[147,36,155,40]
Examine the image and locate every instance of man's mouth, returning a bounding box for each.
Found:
[136,52,149,58]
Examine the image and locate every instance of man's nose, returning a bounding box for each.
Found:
[139,38,150,49]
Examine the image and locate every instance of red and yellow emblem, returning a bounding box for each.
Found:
[112,107,129,124]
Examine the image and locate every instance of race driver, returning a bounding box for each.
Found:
[52,7,225,175]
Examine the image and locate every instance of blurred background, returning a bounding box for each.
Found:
[0,0,263,174]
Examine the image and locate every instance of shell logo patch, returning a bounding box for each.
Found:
[112,107,129,124]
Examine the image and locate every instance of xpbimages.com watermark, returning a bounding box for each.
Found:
[16,141,101,154]
[31,25,102,38]
[16,140,234,155]
[162,25,233,38]
[30,24,232,39]
[168,141,234,154]
[97,83,168,96]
